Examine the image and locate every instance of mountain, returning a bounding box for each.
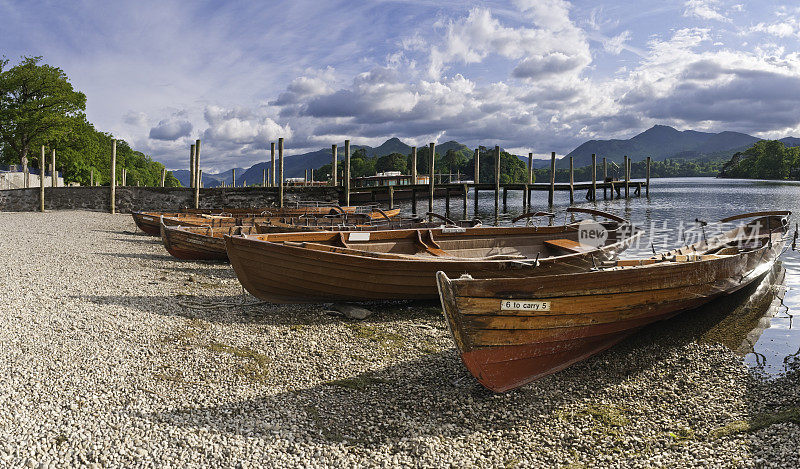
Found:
[560,125,760,168]
[173,168,244,187]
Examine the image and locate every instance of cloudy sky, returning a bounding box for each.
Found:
[3,0,800,171]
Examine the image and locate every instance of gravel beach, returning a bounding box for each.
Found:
[1,210,798,468]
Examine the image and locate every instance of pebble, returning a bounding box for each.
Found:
[0,210,797,467]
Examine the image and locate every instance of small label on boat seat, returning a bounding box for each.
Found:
[142,216,153,221]
[441,227,467,233]
[500,300,551,311]
[348,232,371,241]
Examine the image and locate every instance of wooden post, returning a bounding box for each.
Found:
[463,183,468,217]
[39,146,45,212]
[304,169,308,185]
[473,148,480,214]
[494,145,500,215]
[270,142,276,187]
[344,139,350,207]
[310,168,314,184]
[646,156,651,196]
[428,142,435,213]
[411,146,417,185]
[411,188,417,215]
[603,157,607,199]
[110,139,116,214]
[502,187,507,212]
[90,168,94,187]
[199,170,203,188]
[628,158,632,197]
[591,153,596,202]
[50,149,56,188]
[194,139,201,209]
[548,151,555,206]
[445,187,450,216]
[331,144,338,186]
[522,184,528,212]
[624,155,629,198]
[232,169,236,188]
[262,168,266,186]
[527,152,533,184]
[189,144,195,188]
[569,156,574,204]
[160,168,165,187]
[389,186,394,209]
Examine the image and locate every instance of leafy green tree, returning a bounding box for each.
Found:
[0,56,86,168]
[375,152,407,173]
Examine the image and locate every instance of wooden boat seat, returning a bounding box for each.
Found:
[543,239,593,254]
[416,230,448,256]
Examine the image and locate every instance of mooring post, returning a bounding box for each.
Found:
[646,156,651,196]
[90,168,94,187]
[279,138,286,206]
[502,187,507,212]
[428,142,435,214]
[624,155,629,198]
[189,145,195,189]
[445,187,450,217]
[270,142,276,187]
[462,183,468,217]
[494,145,500,215]
[110,139,116,214]
[199,170,203,188]
[232,168,236,188]
[473,148,480,214]
[568,156,574,204]
[160,168,165,187]
[331,144,338,186]
[262,168,266,186]
[602,157,607,199]
[304,169,308,185]
[50,149,56,188]
[39,146,45,212]
[389,186,394,210]
[411,146,417,185]
[344,139,351,207]
[411,188,417,215]
[194,139,201,209]
[591,153,596,202]
[548,151,555,207]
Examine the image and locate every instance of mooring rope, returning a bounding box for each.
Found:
[176,287,269,311]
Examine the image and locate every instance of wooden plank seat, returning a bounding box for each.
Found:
[543,238,594,254]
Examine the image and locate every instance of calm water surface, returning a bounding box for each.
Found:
[399,177,800,376]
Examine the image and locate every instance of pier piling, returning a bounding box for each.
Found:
[110,140,116,214]
[271,142,276,187]
[428,143,435,214]
[39,146,45,212]
[344,139,351,207]
[194,139,201,209]
[331,144,338,186]
[569,156,574,204]
[548,152,556,207]
[494,145,500,215]
[279,138,285,207]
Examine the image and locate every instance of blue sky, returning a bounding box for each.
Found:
[3,0,800,171]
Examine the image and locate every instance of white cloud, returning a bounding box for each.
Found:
[149,116,192,141]
[683,0,730,23]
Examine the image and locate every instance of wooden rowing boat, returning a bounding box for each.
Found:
[225,208,642,303]
[160,214,477,261]
[435,211,791,392]
[133,206,400,236]
[160,223,259,261]
[255,212,480,234]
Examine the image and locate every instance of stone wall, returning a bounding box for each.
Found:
[0,186,343,213]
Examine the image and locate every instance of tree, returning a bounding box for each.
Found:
[375,152,407,173]
[0,56,86,168]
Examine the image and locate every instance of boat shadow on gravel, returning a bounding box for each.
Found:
[139,263,800,464]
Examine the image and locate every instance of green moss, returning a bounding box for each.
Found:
[206,342,270,382]
[54,434,68,445]
[710,407,800,439]
[345,324,405,351]
[668,426,695,443]
[575,404,629,427]
[324,374,391,391]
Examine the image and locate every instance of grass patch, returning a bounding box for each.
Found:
[345,324,405,351]
[710,407,800,439]
[289,324,305,332]
[668,426,695,443]
[54,434,68,445]
[576,404,629,427]
[206,342,270,382]
[324,374,391,391]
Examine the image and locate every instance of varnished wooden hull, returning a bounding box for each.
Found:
[225,224,640,303]
[160,224,259,261]
[134,206,400,236]
[436,225,787,392]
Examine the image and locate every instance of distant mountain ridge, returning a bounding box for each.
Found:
[174,126,800,186]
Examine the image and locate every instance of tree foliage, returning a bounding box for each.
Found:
[0,56,86,167]
[0,57,178,186]
[719,140,800,180]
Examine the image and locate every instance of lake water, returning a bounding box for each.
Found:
[399,177,800,377]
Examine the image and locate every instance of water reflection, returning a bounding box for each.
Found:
[397,177,800,376]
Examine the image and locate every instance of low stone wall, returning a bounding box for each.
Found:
[0,186,343,213]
